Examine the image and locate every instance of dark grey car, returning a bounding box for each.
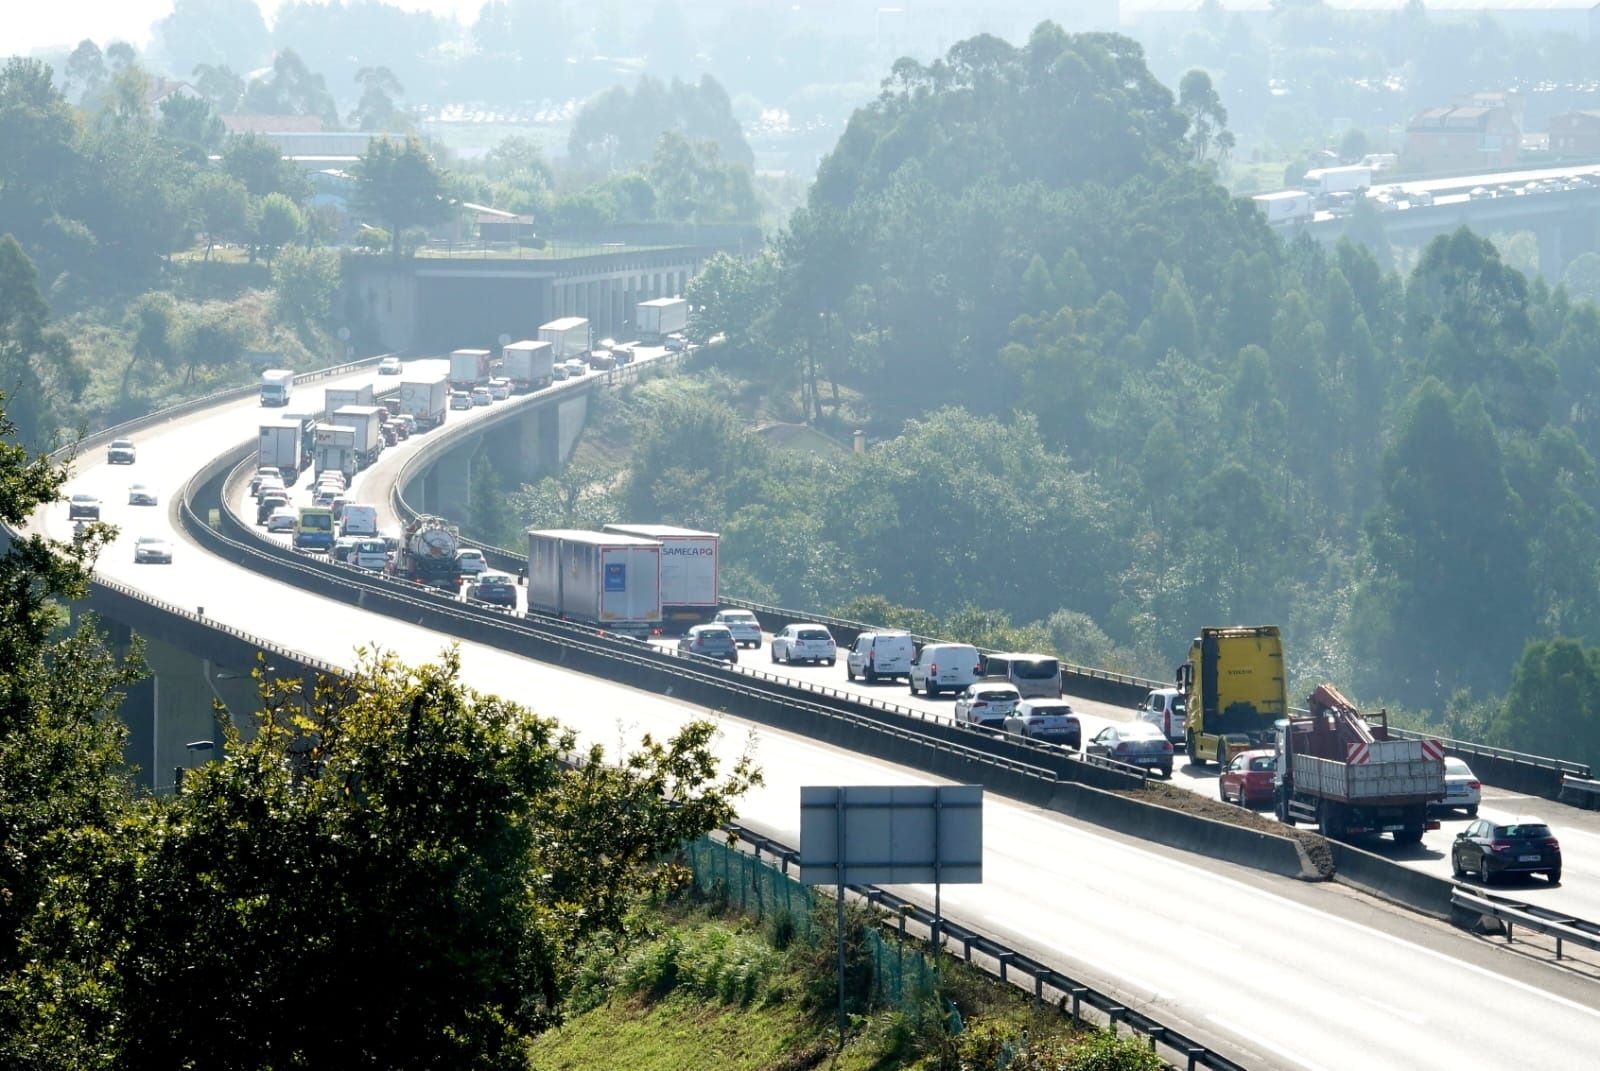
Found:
[678,625,739,664]
[1452,818,1561,885]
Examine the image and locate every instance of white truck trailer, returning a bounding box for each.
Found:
[314,424,358,479]
[260,368,295,407]
[636,297,688,341]
[1303,165,1372,196]
[257,421,303,482]
[323,384,376,421]
[1251,189,1315,225]
[503,340,555,392]
[538,317,590,361]
[400,375,449,431]
[527,528,662,639]
[449,349,493,391]
[331,405,386,468]
[602,523,718,631]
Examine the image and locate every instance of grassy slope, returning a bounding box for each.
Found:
[527,903,1126,1071]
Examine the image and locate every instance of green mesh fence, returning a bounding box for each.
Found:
[680,837,937,1015]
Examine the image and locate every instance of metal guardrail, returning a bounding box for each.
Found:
[1451,885,1600,960]
[1389,726,1591,779]
[728,825,1247,1071]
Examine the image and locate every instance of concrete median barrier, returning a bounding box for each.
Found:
[1326,841,1454,919]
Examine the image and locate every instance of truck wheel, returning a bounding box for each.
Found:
[1216,742,1228,768]
[1318,802,1341,839]
[1276,790,1294,826]
[1393,828,1423,846]
[1186,732,1202,767]
[1466,805,1478,818]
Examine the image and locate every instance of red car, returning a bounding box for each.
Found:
[1219,749,1276,807]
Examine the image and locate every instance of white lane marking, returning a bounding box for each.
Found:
[1207,1013,1334,1071]
[1360,993,1425,1025]
[1010,809,1600,1022]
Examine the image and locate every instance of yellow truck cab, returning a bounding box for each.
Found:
[1177,625,1286,768]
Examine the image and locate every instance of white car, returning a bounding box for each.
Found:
[250,467,282,495]
[68,493,101,520]
[455,548,488,575]
[712,608,763,648]
[106,438,136,464]
[563,358,587,377]
[1003,701,1081,748]
[133,535,173,564]
[378,356,403,375]
[953,683,1022,729]
[845,630,915,683]
[1434,756,1482,817]
[770,623,837,666]
[488,377,512,401]
[127,483,158,506]
[266,508,297,533]
[254,476,285,500]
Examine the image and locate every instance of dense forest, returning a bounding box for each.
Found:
[570,24,1600,763]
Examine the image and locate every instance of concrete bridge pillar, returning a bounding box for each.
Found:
[1538,221,1566,281]
[432,439,474,522]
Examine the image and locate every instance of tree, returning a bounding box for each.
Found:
[188,169,248,260]
[350,66,406,132]
[0,236,77,449]
[5,650,757,1066]
[222,132,307,200]
[241,49,339,127]
[152,0,270,87]
[1561,251,1600,307]
[0,385,140,1021]
[158,93,225,159]
[173,301,250,384]
[1497,638,1600,769]
[62,40,106,104]
[1177,68,1235,163]
[352,136,450,260]
[190,62,245,112]
[121,290,179,397]
[271,245,339,331]
[253,191,303,264]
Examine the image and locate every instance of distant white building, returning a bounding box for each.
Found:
[1121,0,1600,40]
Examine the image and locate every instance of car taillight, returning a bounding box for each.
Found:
[868,650,875,664]
[929,663,938,675]
[1543,838,1561,850]
[1468,781,1481,790]
[1489,840,1514,853]
[1114,743,1130,754]
[972,701,987,709]
[1162,741,1173,752]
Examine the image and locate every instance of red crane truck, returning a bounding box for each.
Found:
[1274,683,1445,844]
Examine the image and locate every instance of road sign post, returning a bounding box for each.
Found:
[799,785,984,1050]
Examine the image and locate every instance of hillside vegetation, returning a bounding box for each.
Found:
[658,23,1600,764]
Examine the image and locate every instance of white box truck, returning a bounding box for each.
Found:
[602,523,718,630]
[260,368,295,407]
[637,297,688,341]
[257,421,303,482]
[526,528,662,638]
[331,404,385,467]
[400,375,448,430]
[449,349,493,390]
[538,317,590,361]
[314,423,358,478]
[1303,165,1372,196]
[1251,189,1315,225]
[324,384,376,420]
[503,340,554,392]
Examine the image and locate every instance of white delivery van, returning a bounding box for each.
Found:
[846,630,916,683]
[980,652,1063,699]
[1137,687,1188,745]
[909,642,982,697]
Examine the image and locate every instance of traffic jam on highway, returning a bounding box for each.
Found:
[48,315,1600,1071]
[246,356,1583,897]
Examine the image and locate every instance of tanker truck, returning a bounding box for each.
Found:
[389,515,461,590]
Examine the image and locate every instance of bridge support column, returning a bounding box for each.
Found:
[121,635,238,794]
[1538,221,1566,280]
[432,440,473,521]
[517,407,562,478]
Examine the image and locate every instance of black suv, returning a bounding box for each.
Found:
[1452,817,1561,885]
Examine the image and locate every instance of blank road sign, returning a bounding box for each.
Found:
[798,784,983,886]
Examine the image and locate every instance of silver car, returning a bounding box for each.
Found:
[1003,701,1081,748]
[712,608,763,648]
[953,683,1022,729]
[133,535,173,564]
[678,625,739,663]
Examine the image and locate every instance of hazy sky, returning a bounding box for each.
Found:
[9,0,483,55]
